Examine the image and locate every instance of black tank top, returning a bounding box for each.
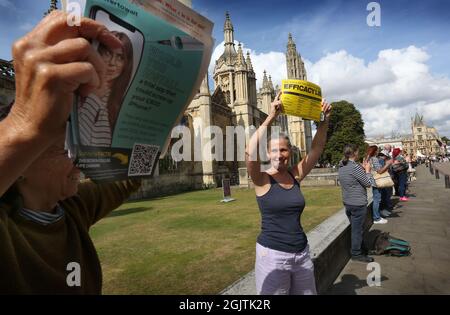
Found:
[256,171,307,253]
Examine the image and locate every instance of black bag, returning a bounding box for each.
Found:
[370,232,411,257]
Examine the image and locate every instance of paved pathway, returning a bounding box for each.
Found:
[327,164,450,294]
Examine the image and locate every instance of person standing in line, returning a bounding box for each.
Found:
[392,148,409,201]
[338,144,375,263]
[365,145,392,224]
[378,150,394,217]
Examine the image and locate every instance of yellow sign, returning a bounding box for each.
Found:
[280,79,323,121]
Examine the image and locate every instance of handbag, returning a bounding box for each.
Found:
[372,171,394,188]
[392,162,408,173]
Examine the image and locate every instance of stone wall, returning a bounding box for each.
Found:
[130,173,205,200]
[309,198,373,293]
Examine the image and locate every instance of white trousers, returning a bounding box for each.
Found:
[255,243,317,295]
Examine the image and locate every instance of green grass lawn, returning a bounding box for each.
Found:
[90,186,343,294]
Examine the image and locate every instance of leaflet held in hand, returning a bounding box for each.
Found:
[280,79,323,121]
[63,0,214,182]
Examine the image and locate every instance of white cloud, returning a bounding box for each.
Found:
[209,43,450,138]
[361,104,412,138]
[306,46,450,137]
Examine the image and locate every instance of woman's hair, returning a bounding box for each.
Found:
[366,145,378,158]
[98,31,133,132]
[342,144,359,166]
[267,132,292,150]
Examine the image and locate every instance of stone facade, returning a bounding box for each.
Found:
[402,113,444,158]
[366,113,444,159]
[156,12,314,191]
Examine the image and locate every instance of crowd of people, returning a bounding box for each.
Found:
[337,143,418,263]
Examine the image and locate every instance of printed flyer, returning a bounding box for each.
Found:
[280,79,323,121]
[64,0,214,182]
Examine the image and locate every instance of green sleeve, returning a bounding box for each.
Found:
[66,179,142,229]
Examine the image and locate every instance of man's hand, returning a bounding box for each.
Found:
[9,10,122,142]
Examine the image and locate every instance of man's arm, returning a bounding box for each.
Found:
[67,179,142,229]
[0,11,122,196]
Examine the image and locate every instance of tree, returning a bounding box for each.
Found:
[314,100,367,166]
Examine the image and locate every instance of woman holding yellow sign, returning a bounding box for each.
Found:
[246,91,331,295]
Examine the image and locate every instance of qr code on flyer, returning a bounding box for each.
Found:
[128,144,159,177]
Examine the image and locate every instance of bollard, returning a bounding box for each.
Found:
[445,175,450,189]
[435,169,439,179]
[430,166,434,175]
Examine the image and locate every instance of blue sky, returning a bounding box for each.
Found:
[1,0,449,138]
[193,0,450,77]
[1,1,449,74]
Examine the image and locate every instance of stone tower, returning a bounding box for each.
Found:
[286,33,307,80]
[212,12,267,187]
[260,71,273,115]
[285,33,312,157]
[213,12,259,128]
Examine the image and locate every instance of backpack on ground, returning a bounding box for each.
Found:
[370,232,412,257]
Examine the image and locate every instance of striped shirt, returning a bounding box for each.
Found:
[78,94,112,147]
[19,204,65,226]
[338,160,375,206]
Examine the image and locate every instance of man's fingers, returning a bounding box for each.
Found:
[50,62,100,95]
[38,11,122,51]
[30,10,65,39]
[42,38,106,88]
